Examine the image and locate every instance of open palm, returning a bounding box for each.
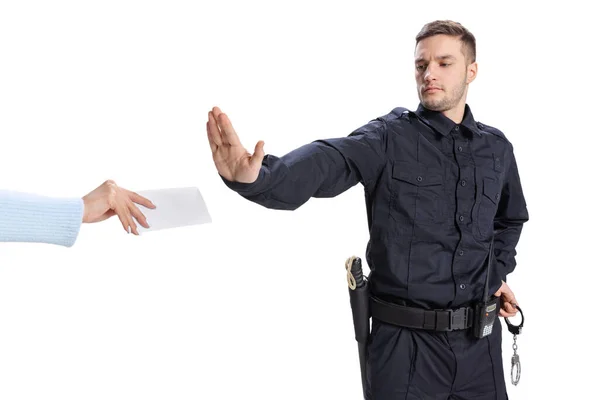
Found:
[206,107,265,183]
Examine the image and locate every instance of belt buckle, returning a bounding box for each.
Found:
[449,308,468,331]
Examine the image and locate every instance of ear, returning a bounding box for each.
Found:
[467,61,478,84]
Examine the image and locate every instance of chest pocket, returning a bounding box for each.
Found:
[389,161,447,225]
[474,176,502,240]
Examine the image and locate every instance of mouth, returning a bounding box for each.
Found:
[423,87,442,93]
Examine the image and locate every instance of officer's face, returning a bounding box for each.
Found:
[414,34,477,112]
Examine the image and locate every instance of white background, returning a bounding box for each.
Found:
[0,1,597,399]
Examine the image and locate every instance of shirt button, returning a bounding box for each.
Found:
[417,176,423,182]
[459,284,466,290]
[458,146,463,152]
[460,180,466,186]
[459,215,464,222]
[459,250,464,256]
[454,126,459,132]
[495,193,500,200]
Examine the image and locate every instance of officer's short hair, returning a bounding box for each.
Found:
[415,20,476,64]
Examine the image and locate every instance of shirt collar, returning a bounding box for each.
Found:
[414,103,483,137]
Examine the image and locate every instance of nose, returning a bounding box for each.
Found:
[423,64,437,83]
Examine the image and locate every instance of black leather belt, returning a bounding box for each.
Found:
[370,296,474,332]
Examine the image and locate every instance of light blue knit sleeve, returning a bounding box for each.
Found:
[0,190,84,247]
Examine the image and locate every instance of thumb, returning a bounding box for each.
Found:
[250,140,265,170]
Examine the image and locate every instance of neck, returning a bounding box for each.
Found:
[442,101,466,124]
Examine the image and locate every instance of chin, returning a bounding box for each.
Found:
[421,99,447,112]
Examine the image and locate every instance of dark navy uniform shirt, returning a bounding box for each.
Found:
[222,104,529,309]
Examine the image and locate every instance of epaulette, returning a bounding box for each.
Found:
[374,107,414,124]
[475,121,510,143]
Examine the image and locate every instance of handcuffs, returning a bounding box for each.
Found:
[503,305,525,386]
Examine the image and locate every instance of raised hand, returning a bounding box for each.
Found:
[206,107,265,183]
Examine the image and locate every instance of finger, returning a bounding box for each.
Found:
[207,122,218,153]
[115,203,138,235]
[503,291,517,306]
[126,209,139,235]
[128,201,150,229]
[502,303,517,318]
[216,112,242,146]
[499,308,516,318]
[207,111,223,148]
[212,106,224,119]
[504,302,517,314]
[250,140,265,170]
[115,207,131,234]
[126,190,156,209]
[211,108,225,135]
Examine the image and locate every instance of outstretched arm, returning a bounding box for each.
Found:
[0,180,155,247]
[207,107,388,210]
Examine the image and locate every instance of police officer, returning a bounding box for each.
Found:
[207,20,528,400]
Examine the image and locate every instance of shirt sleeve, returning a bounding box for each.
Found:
[0,190,84,247]
[494,148,529,281]
[220,118,388,210]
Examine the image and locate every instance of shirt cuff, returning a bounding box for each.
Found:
[220,167,270,196]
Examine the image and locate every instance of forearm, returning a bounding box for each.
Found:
[493,149,529,280]
[222,140,363,210]
[0,190,84,247]
[494,220,526,280]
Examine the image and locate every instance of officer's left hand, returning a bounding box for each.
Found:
[494,281,518,318]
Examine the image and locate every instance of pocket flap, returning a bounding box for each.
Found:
[482,177,501,204]
[392,162,443,187]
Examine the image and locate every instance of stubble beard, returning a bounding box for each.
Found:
[419,76,467,112]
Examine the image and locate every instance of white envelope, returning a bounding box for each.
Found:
[135,187,212,233]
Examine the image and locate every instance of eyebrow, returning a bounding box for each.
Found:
[415,55,457,64]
